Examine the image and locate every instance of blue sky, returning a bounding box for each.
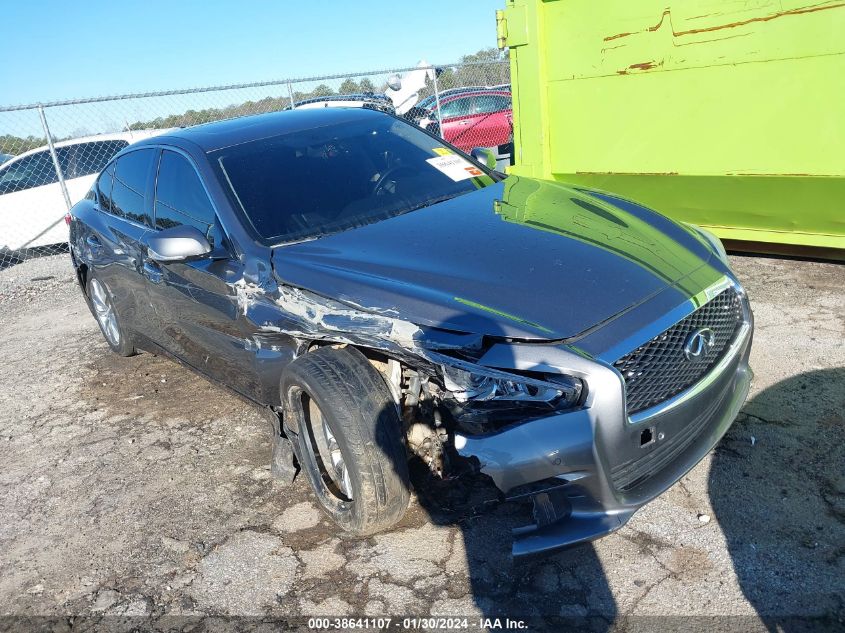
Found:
[1,0,504,105]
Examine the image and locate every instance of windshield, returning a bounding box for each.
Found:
[209,115,496,244]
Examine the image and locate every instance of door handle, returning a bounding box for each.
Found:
[456,120,470,126]
[142,260,163,284]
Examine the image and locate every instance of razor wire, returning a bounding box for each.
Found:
[0,60,510,269]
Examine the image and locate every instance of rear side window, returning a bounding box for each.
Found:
[96,163,115,212]
[439,97,473,119]
[59,140,129,179]
[473,94,510,114]
[0,150,58,194]
[111,149,155,226]
[154,151,217,245]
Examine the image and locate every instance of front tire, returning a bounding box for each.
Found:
[86,273,136,357]
[281,346,410,536]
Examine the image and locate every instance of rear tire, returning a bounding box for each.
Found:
[280,346,410,536]
[85,272,136,357]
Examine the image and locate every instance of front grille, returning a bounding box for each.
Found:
[614,287,744,415]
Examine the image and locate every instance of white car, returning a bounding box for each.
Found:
[0,130,167,253]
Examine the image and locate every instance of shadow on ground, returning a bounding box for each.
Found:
[409,463,616,629]
[709,368,845,629]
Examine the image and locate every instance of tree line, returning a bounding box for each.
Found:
[0,134,47,156]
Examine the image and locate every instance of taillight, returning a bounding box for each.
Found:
[64,213,72,226]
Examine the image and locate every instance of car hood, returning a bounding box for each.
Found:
[271,176,720,341]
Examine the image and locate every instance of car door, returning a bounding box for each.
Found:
[460,93,512,149]
[0,149,65,251]
[436,96,476,149]
[445,93,512,151]
[142,148,260,398]
[83,148,159,339]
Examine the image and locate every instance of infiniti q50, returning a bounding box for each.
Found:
[68,108,753,556]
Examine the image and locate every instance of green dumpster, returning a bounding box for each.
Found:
[498,0,845,254]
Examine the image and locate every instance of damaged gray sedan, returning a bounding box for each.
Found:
[68,108,753,556]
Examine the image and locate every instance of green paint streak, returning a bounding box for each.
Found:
[453,296,554,333]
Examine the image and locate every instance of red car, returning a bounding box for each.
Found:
[421,90,512,152]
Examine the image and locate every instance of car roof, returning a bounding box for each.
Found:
[137,107,388,153]
[292,93,393,106]
[440,89,511,100]
[421,87,486,98]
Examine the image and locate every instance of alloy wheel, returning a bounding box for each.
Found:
[303,396,353,501]
[89,278,120,347]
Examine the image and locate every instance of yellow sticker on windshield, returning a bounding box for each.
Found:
[432,147,453,156]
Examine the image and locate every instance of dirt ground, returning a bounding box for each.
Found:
[0,252,842,631]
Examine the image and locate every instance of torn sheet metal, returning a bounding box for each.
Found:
[234,276,431,361]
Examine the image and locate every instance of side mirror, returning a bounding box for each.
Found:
[470,147,497,171]
[146,224,211,262]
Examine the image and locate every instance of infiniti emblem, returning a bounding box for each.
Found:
[684,327,715,362]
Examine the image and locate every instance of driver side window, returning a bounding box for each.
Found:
[473,94,511,114]
[154,150,218,247]
[438,97,473,119]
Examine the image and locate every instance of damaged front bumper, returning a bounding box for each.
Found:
[454,312,753,559]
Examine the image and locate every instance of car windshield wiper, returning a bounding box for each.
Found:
[404,192,464,213]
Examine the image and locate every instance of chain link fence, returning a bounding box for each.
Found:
[0,60,510,268]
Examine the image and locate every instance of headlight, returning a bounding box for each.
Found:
[687,223,728,264]
[440,364,582,407]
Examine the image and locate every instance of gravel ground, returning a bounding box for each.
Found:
[0,252,842,631]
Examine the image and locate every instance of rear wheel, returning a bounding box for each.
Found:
[86,273,136,357]
[281,347,410,536]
